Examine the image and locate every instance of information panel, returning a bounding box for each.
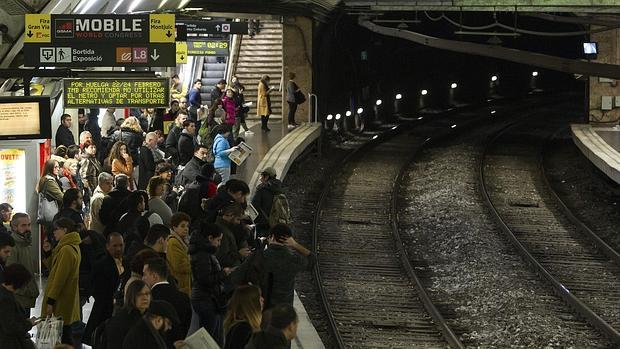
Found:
[64,78,170,108]
[187,40,229,56]
[0,97,51,140]
[0,149,26,214]
[177,20,248,34]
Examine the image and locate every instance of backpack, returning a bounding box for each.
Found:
[177,180,203,221]
[268,193,290,228]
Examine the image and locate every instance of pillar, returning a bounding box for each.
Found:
[589,28,620,124]
[282,16,313,125]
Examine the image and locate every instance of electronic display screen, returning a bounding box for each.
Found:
[0,97,51,140]
[583,42,598,55]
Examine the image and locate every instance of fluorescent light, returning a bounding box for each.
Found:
[183,7,203,10]
[178,0,191,9]
[395,93,402,100]
[391,126,398,130]
[345,111,352,117]
[376,99,382,106]
[490,110,497,114]
[80,0,97,13]
[128,0,143,12]
[417,116,423,120]
[158,0,169,8]
[357,108,364,114]
[326,114,333,120]
[335,114,341,120]
[421,89,428,95]
[451,83,458,89]
[111,0,125,12]
[532,71,538,77]
[372,135,379,140]
[491,75,498,81]
[451,124,457,128]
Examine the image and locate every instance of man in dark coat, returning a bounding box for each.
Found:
[138,132,159,190]
[177,119,197,166]
[0,232,15,285]
[99,174,131,232]
[55,113,76,147]
[187,79,202,121]
[177,145,209,188]
[0,264,36,349]
[165,112,188,167]
[122,300,180,349]
[143,257,191,345]
[245,304,298,349]
[83,232,124,344]
[251,167,285,237]
[210,79,226,106]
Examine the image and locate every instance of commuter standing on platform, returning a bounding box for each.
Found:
[188,79,203,121]
[56,114,76,147]
[166,212,192,296]
[257,75,273,132]
[286,72,301,128]
[0,203,13,236]
[42,217,82,346]
[108,142,135,190]
[211,79,226,106]
[213,124,235,183]
[0,232,15,284]
[89,172,113,234]
[79,141,103,192]
[221,88,240,138]
[83,232,124,344]
[165,112,188,167]
[245,304,299,349]
[251,167,287,237]
[0,263,36,349]
[178,119,198,167]
[138,132,160,191]
[106,279,152,349]
[223,285,263,349]
[6,213,38,316]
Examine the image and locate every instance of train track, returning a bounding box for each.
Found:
[480,116,620,345]
[309,105,513,348]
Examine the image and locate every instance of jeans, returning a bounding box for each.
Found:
[215,167,231,184]
[192,300,224,347]
[287,102,298,124]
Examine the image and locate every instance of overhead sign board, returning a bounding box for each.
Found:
[178,20,248,35]
[24,43,175,67]
[187,40,229,56]
[176,42,188,63]
[63,78,170,108]
[25,14,175,44]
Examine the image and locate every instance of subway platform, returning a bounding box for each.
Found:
[30,119,324,349]
[571,123,620,184]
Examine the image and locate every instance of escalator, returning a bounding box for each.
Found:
[200,56,227,107]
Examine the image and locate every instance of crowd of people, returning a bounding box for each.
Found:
[0,74,312,349]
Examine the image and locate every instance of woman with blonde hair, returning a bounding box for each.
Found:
[59,158,79,190]
[112,116,144,165]
[223,285,263,349]
[107,141,135,189]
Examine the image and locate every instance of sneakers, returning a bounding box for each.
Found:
[287,124,296,129]
[244,130,255,135]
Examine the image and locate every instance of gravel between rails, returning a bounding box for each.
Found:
[397,109,613,348]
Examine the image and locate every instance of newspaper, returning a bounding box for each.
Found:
[242,101,253,107]
[228,141,253,166]
[182,328,220,349]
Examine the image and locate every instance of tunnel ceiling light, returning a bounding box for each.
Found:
[421,89,428,95]
[326,114,333,120]
[395,93,402,100]
[346,111,352,117]
[491,110,497,114]
[357,108,364,114]
[417,116,424,120]
[128,0,144,12]
[491,75,498,81]
[391,126,398,130]
[532,71,539,77]
[451,124,457,128]
[450,83,458,89]
[376,99,382,106]
[335,113,342,120]
[372,135,379,140]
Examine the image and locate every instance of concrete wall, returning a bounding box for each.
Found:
[589,28,620,124]
[282,16,313,125]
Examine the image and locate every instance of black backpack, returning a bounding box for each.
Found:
[177,180,203,221]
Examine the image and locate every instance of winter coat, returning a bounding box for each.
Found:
[287,80,299,104]
[112,127,144,164]
[55,124,75,147]
[244,328,288,349]
[84,252,120,342]
[6,231,39,309]
[210,87,223,106]
[89,186,106,234]
[111,158,134,187]
[215,217,244,268]
[189,232,226,304]
[151,283,192,343]
[165,126,182,167]
[106,307,143,349]
[39,175,64,206]
[42,231,82,325]
[256,81,271,116]
[221,96,237,125]
[188,87,202,108]
[167,232,192,296]
[80,156,103,192]
[138,145,156,191]
[99,188,131,227]
[148,197,172,227]
[122,317,168,349]
[204,189,238,223]
[251,178,284,229]
[178,131,196,166]
[224,321,252,349]
[213,134,231,169]
[0,286,35,349]
[178,156,205,188]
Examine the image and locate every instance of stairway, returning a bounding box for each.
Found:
[232,20,283,119]
[200,56,227,106]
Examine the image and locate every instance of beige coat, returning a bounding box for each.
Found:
[256,81,271,116]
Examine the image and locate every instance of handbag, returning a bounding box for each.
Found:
[36,178,59,224]
[35,316,64,349]
[294,90,306,104]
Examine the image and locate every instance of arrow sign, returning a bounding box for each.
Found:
[181,55,184,60]
[150,48,160,61]
[166,30,172,38]
[215,24,221,31]
[27,31,33,38]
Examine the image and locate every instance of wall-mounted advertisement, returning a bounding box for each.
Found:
[0,149,26,213]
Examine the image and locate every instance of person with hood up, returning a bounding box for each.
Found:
[42,217,82,346]
[189,221,234,347]
[251,167,285,237]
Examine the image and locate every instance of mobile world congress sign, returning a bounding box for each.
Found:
[24,14,175,67]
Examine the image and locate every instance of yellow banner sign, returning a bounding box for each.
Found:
[176,42,188,63]
[149,14,175,43]
[24,14,51,43]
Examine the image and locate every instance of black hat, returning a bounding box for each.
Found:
[148,300,180,325]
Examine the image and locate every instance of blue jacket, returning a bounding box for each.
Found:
[213,134,231,169]
[188,88,202,108]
